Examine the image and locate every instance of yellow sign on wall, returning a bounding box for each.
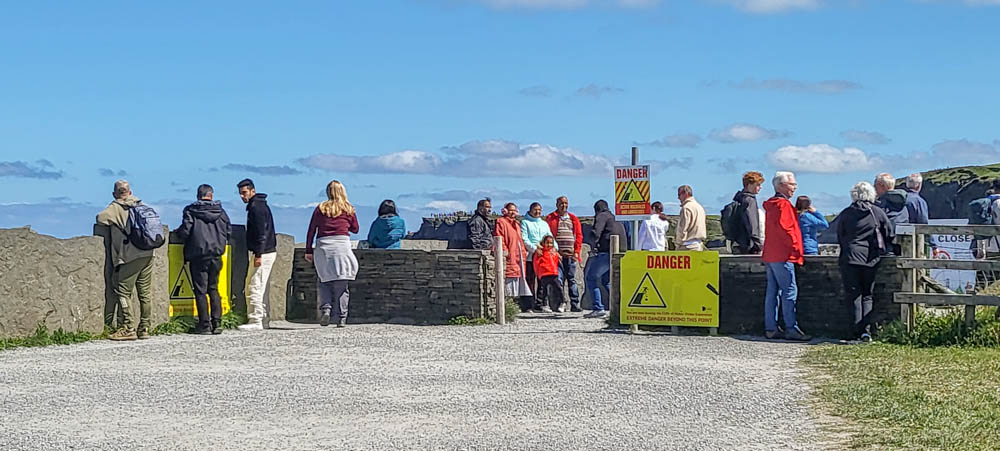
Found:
[619,251,720,327]
[167,244,232,317]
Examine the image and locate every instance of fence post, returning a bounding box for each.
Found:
[494,236,505,326]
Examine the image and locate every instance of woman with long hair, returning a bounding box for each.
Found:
[796,195,829,256]
[368,199,406,249]
[305,180,360,327]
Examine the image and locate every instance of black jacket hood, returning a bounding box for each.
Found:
[188,200,225,222]
[877,189,907,211]
[246,193,268,211]
[594,200,611,214]
[733,190,756,203]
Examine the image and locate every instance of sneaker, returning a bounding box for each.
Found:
[860,333,872,343]
[783,327,811,342]
[539,306,553,313]
[137,329,151,340]
[764,330,781,340]
[336,318,347,328]
[211,320,223,335]
[109,328,137,341]
[554,307,565,313]
[320,310,331,327]
[238,322,264,331]
[584,310,609,319]
[570,306,583,313]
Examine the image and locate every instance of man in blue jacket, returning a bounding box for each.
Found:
[904,173,935,249]
[236,179,276,331]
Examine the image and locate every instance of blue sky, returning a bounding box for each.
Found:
[2,0,999,241]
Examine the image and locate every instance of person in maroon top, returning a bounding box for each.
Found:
[305,180,360,327]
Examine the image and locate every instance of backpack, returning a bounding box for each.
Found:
[720,200,742,241]
[968,197,993,226]
[126,203,166,250]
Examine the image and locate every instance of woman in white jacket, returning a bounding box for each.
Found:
[638,201,670,251]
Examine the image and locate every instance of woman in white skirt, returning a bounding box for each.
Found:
[305,180,360,327]
[494,202,532,300]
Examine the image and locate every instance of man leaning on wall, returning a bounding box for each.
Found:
[95,180,155,341]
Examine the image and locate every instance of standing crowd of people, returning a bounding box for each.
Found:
[95,168,941,343]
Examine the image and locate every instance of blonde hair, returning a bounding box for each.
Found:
[319,180,355,218]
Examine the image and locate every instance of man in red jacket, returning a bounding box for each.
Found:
[545,196,583,312]
[762,171,810,341]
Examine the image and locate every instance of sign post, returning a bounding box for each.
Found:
[619,251,720,333]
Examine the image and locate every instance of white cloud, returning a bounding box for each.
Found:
[298,139,616,178]
[719,0,822,13]
[709,123,791,143]
[732,78,861,93]
[640,134,702,148]
[767,144,882,173]
[424,200,469,212]
[575,84,624,99]
[841,130,891,145]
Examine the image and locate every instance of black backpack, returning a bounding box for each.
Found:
[126,203,166,250]
[720,200,742,241]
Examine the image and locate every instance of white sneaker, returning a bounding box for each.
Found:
[238,322,264,331]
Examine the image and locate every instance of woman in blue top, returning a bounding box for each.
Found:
[796,196,829,255]
[367,199,406,249]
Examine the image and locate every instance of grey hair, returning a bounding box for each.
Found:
[678,185,693,196]
[905,173,923,189]
[851,181,877,203]
[772,171,795,190]
[113,180,130,199]
[873,172,895,189]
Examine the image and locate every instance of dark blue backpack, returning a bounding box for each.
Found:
[126,203,166,250]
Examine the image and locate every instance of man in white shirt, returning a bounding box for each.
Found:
[637,201,670,251]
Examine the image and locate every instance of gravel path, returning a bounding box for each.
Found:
[0,313,824,450]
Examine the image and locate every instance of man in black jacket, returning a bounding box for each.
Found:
[728,171,764,254]
[467,198,494,250]
[173,184,231,335]
[237,179,276,331]
[584,200,627,318]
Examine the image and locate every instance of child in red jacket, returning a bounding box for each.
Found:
[533,236,564,312]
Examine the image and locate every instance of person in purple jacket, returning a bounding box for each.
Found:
[796,196,829,256]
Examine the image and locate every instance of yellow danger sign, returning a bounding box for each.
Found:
[614,165,651,218]
[618,179,646,203]
[619,251,720,327]
[167,244,232,318]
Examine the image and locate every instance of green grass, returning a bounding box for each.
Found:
[878,307,1000,347]
[1,311,248,351]
[0,324,109,351]
[804,344,1000,450]
[449,299,519,325]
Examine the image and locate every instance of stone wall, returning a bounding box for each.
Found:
[0,226,294,338]
[288,249,497,324]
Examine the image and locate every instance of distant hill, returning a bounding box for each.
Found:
[911,163,1000,219]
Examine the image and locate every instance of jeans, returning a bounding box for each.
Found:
[586,252,611,311]
[190,256,224,329]
[764,262,799,332]
[319,280,350,319]
[111,256,154,332]
[558,256,581,309]
[247,252,277,325]
[841,263,878,337]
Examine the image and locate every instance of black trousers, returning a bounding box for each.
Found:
[189,256,223,327]
[840,263,879,337]
[519,262,538,312]
[536,275,564,310]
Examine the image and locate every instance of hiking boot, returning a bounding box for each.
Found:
[238,322,264,331]
[336,318,347,328]
[584,310,609,319]
[137,329,151,340]
[109,328,137,341]
[570,306,583,313]
[320,310,331,327]
[784,327,811,342]
[765,330,782,340]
